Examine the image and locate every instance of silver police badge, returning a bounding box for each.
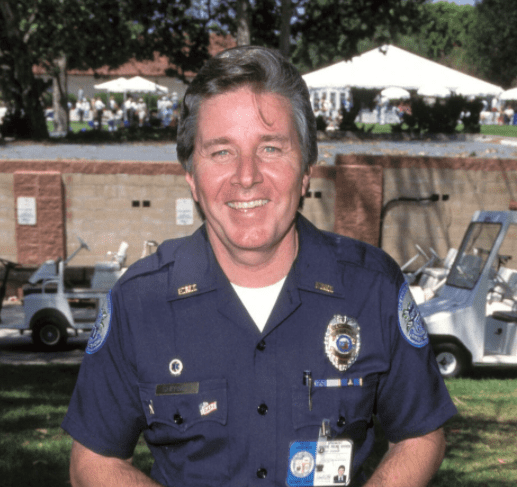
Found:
[324,315,361,371]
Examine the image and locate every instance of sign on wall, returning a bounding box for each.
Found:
[176,198,194,226]
[17,197,37,225]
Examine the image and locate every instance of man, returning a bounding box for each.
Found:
[94,97,105,130]
[334,466,347,484]
[63,46,456,487]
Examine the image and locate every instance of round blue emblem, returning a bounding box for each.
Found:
[398,282,429,348]
[86,291,112,354]
[336,334,353,353]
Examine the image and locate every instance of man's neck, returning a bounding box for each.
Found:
[208,228,299,288]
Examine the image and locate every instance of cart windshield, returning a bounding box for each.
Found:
[446,222,502,289]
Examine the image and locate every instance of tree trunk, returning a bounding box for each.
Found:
[279,0,292,58]
[52,55,69,134]
[0,1,48,139]
[236,0,251,46]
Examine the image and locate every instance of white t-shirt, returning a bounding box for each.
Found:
[231,277,287,332]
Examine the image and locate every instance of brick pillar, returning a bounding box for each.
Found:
[333,165,383,247]
[13,171,66,266]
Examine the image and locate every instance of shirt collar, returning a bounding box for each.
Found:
[165,213,349,301]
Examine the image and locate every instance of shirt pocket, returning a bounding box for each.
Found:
[138,378,228,437]
[138,378,230,484]
[292,375,378,445]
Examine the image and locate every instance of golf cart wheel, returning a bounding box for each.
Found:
[434,343,469,378]
[32,312,68,350]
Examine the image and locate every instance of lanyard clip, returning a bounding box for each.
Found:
[319,419,331,440]
[303,370,313,411]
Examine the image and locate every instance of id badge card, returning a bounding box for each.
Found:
[286,436,353,486]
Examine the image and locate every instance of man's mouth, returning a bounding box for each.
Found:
[227,199,269,210]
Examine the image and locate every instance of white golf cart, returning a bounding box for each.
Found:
[419,211,517,377]
[0,237,128,350]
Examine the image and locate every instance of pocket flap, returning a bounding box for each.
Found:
[138,378,227,432]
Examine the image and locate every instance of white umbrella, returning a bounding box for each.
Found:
[456,83,503,98]
[125,76,168,94]
[417,85,451,98]
[380,87,410,100]
[500,87,517,101]
[93,77,130,92]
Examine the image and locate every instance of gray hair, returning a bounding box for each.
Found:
[177,46,317,173]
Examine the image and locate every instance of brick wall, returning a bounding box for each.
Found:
[13,171,65,266]
[2,156,517,271]
[0,173,16,262]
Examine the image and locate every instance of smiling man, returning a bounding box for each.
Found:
[63,47,456,487]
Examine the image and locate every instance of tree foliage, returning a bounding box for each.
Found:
[392,2,478,76]
[468,0,517,88]
[291,0,427,73]
[0,0,211,137]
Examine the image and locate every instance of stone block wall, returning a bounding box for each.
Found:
[2,156,517,272]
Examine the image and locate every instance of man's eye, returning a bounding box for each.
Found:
[264,146,280,153]
[213,149,229,157]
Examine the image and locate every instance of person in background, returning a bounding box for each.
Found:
[93,97,105,130]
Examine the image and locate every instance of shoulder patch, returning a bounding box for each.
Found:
[86,291,113,354]
[397,282,429,348]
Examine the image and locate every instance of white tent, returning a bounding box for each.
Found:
[303,45,503,98]
[417,85,451,98]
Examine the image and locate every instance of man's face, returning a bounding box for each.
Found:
[338,468,345,476]
[186,87,310,259]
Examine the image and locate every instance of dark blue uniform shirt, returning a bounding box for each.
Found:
[62,215,456,486]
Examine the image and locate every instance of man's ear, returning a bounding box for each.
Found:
[301,166,312,196]
[185,171,199,202]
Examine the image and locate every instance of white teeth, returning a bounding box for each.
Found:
[228,199,268,209]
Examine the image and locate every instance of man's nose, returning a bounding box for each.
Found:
[231,152,264,188]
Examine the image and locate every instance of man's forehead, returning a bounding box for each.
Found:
[196,88,295,135]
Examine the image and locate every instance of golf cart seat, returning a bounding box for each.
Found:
[491,310,517,322]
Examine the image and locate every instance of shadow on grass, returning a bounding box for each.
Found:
[0,365,80,487]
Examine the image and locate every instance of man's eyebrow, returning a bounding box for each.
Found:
[260,134,290,143]
[201,137,230,150]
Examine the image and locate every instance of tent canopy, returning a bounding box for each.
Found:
[94,76,168,94]
[303,45,503,97]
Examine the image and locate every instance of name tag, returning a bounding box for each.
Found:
[155,382,199,395]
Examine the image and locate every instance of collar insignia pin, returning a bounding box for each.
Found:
[178,284,198,296]
[315,282,334,294]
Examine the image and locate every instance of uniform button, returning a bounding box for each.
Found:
[337,416,346,427]
[174,414,184,425]
[257,403,268,415]
[257,340,266,351]
[256,468,268,479]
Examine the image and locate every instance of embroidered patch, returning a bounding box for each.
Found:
[398,282,429,348]
[86,291,112,354]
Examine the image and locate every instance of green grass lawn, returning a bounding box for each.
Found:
[1,364,516,486]
[50,121,517,138]
[355,122,517,138]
